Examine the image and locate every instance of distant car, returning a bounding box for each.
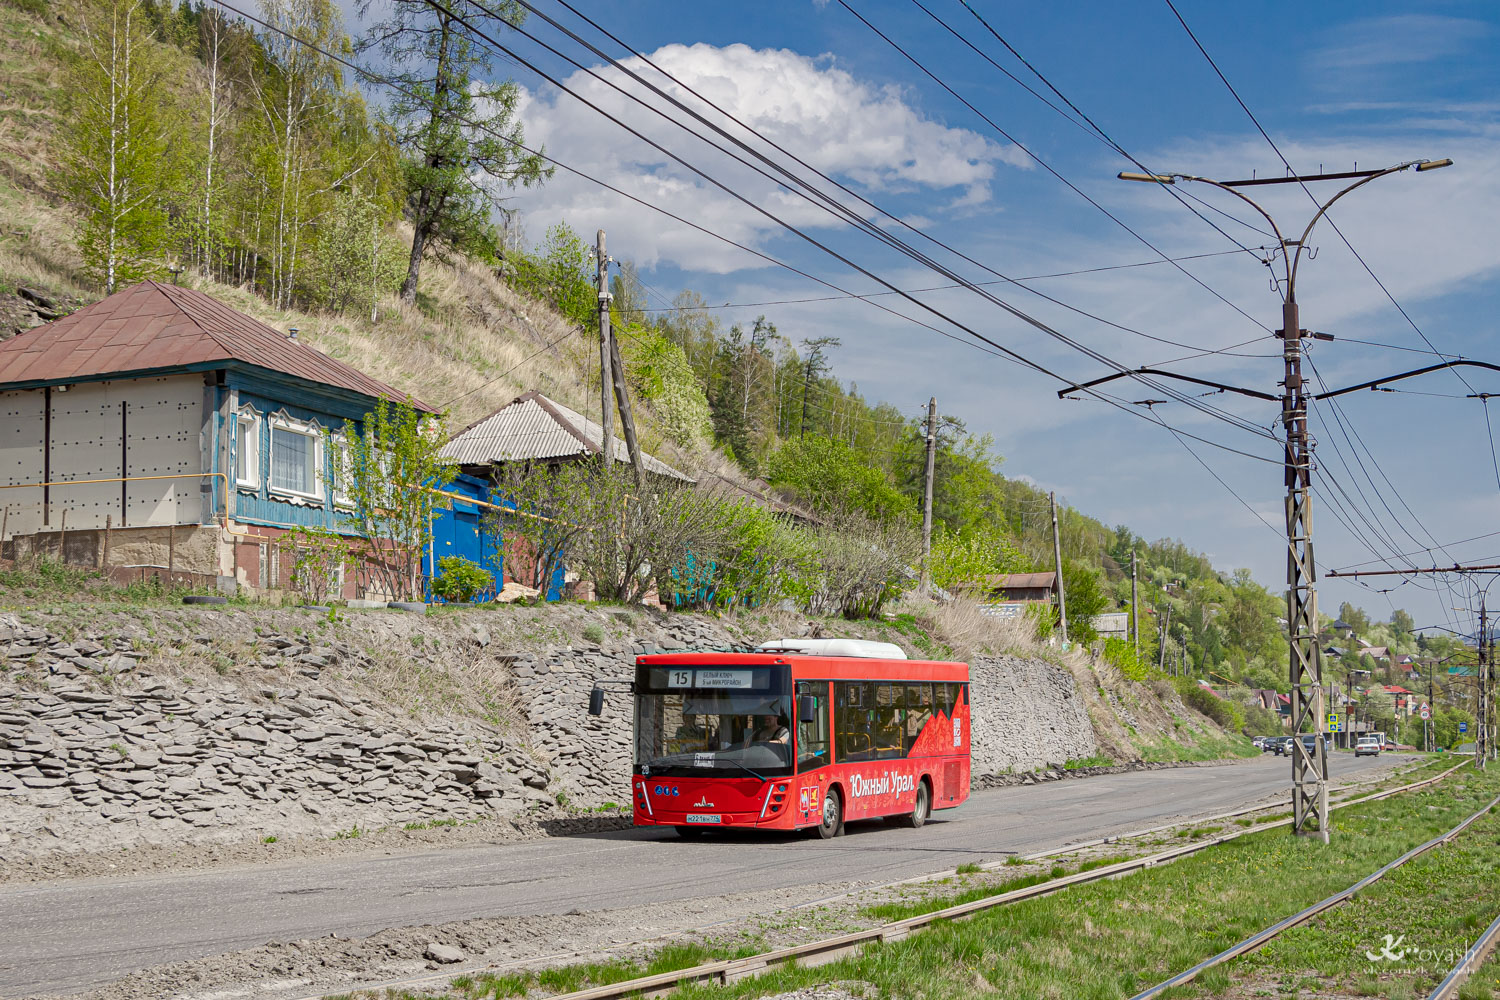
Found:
[1297,733,1327,757]
[1263,736,1292,755]
[1355,736,1382,757]
[1251,737,1266,749]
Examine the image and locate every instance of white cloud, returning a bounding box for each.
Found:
[503,43,1025,271]
[1316,15,1488,72]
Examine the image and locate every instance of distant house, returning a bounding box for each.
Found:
[978,572,1056,603]
[435,390,692,600]
[1383,684,1417,716]
[0,281,433,598]
[440,389,692,482]
[1249,688,1282,713]
[1092,611,1129,639]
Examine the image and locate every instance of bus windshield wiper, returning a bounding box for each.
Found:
[715,756,767,782]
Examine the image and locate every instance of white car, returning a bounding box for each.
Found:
[1355,736,1382,757]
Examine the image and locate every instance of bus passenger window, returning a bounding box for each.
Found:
[905,683,933,752]
[796,681,829,771]
[936,682,959,721]
[834,681,875,762]
[874,683,905,759]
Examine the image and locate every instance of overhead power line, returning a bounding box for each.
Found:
[507,0,1280,400]
[1161,0,1481,404]
[425,0,1283,448]
[633,247,1273,323]
[834,0,1271,338]
[205,0,1280,469]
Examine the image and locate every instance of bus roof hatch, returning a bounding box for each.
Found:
[755,638,908,660]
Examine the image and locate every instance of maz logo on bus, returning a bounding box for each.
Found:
[652,785,680,797]
[850,771,915,799]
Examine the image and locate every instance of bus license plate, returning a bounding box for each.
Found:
[685,813,721,824]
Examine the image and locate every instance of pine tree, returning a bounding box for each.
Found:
[60,0,178,293]
[357,0,551,303]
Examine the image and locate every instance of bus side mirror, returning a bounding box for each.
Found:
[798,695,817,721]
[588,688,605,716]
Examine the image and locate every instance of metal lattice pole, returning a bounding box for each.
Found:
[1282,299,1329,840]
[1480,601,1489,770]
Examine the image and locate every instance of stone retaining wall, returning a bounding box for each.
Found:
[967,654,1099,774]
[0,606,1109,858]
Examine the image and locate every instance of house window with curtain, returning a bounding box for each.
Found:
[331,431,354,508]
[268,414,323,500]
[234,408,261,489]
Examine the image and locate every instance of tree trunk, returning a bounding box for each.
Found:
[399,14,452,305]
[399,192,429,303]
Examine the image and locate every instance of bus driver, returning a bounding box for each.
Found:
[748,714,789,745]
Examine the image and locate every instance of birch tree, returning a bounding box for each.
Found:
[60,0,177,293]
[253,0,343,307]
[191,7,244,280]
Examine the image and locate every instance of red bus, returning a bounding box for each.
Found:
[610,639,970,838]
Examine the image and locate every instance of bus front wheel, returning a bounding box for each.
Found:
[818,788,844,839]
[904,779,931,829]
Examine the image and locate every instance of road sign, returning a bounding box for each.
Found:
[1330,722,1342,733]
[1420,704,1431,720]
[1327,713,1339,727]
[1460,722,1468,733]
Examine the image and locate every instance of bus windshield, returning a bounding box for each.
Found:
[634,666,793,776]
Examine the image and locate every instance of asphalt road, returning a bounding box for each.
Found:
[0,753,1409,997]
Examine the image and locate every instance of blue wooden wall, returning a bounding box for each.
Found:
[427,473,505,602]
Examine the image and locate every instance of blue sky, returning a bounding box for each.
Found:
[355,1,1500,635]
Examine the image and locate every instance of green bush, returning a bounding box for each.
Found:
[1177,679,1246,733]
[431,556,494,603]
[1102,636,1149,681]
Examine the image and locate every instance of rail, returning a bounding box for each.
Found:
[315,761,1463,1000]
[1427,909,1500,999]
[1130,783,1500,998]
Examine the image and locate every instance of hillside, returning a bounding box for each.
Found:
[0,0,1440,738]
[0,1,720,471]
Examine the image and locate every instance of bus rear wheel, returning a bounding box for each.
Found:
[817,789,844,839]
[904,780,931,829]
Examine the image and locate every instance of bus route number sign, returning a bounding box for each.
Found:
[666,668,758,689]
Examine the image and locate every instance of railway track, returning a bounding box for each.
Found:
[1426,908,1500,1000]
[296,760,1466,1000]
[1130,783,1500,998]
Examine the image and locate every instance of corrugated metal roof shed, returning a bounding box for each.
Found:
[440,390,692,481]
[982,572,1058,590]
[0,281,433,410]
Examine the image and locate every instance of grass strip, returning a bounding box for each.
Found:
[654,767,1500,1000]
[1205,790,1500,999]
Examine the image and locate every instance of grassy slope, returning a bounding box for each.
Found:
[0,0,722,473]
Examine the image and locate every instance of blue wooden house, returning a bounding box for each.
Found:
[0,281,434,598]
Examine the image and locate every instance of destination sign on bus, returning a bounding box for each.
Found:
[662,668,766,689]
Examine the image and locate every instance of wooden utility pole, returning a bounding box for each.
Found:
[799,355,814,438]
[1050,491,1067,644]
[608,329,646,485]
[920,396,936,594]
[1158,604,1171,673]
[1131,550,1139,661]
[595,230,615,466]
